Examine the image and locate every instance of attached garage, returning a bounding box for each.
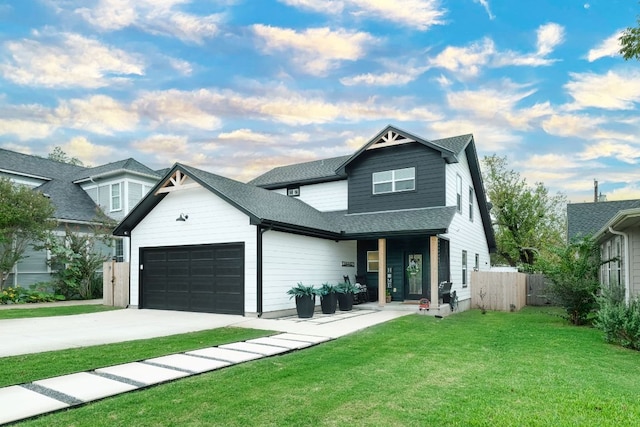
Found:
[140,243,244,315]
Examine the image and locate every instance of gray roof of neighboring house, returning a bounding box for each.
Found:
[247,155,351,188]
[73,158,161,182]
[431,134,473,155]
[567,200,640,240]
[114,164,459,238]
[0,147,159,223]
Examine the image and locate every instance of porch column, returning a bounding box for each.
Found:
[378,238,387,306]
[430,236,439,307]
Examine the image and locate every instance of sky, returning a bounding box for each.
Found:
[0,0,637,203]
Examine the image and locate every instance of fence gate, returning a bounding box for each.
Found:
[526,274,551,306]
[103,261,130,307]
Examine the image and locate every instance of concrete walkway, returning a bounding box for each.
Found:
[0,305,413,424]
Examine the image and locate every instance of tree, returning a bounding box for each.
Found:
[43,213,116,299]
[48,146,83,166]
[620,4,640,61]
[0,178,56,290]
[482,155,566,268]
[539,236,602,326]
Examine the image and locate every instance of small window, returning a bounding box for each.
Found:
[456,174,462,213]
[474,253,479,272]
[372,168,415,194]
[469,187,474,221]
[111,183,122,212]
[287,186,300,197]
[114,239,124,262]
[367,251,379,272]
[462,250,468,287]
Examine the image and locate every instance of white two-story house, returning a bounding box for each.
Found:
[114,125,496,317]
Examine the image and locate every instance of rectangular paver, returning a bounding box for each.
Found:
[0,385,69,425]
[146,354,230,373]
[95,362,190,385]
[246,337,314,349]
[186,347,264,363]
[272,333,331,344]
[219,342,290,356]
[34,372,138,402]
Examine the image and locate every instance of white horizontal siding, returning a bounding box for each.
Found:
[443,150,491,302]
[270,180,348,212]
[129,184,257,310]
[262,231,356,312]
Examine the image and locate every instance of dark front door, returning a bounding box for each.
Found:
[140,243,244,315]
[406,253,426,300]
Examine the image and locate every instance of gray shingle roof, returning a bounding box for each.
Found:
[73,158,161,182]
[0,148,85,180]
[431,134,473,155]
[567,200,640,240]
[248,155,350,188]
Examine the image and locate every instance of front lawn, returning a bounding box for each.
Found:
[17,307,640,426]
[0,304,120,320]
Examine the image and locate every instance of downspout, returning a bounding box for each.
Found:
[256,225,269,317]
[608,227,630,305]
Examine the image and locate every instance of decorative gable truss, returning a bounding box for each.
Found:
[155,170,199,194]
[367,130,415,151]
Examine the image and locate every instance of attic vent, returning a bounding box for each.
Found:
[368,131,415,151]
[156,170,200,194]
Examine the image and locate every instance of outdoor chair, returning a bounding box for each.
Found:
[439,281,453,304]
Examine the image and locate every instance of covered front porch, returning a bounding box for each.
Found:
[356,235,450,309]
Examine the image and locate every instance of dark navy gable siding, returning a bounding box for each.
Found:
[346,143,446,214]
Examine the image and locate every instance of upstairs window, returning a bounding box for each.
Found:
[287,186,300,197]
[372,167,415,194]
[456,174,462,213]
[469,186,474,221]
[110,183,122,212]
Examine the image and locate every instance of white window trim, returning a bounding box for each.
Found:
[462,250,468,287]
[367,251,379,272]
[469,186,474,221]
[110,182,122,212]
[456,174,462,214]
[372,167,415,195]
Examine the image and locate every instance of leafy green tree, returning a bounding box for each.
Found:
[43,215,116,299]
[0,178,56,290]
[47,146,83,166]
[538,236,602,326]
[620,4,640,61]
[482,155,566,268]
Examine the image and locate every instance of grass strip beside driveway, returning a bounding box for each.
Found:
[0,328,273,388]
[16,307,640,426]
[0,304,121,320]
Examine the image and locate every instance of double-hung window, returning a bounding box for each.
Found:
[469,187,474,221]
[372,167,415,194]
[367,251,379,272]
[456,174,462,213]
[110,183,122,212]
[462,250,468,287]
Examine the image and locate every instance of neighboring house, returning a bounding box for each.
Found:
[0,148,161,287]
[568,200,640,303]
[114,125,496,317]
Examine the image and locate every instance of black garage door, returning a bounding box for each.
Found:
[140,243,244,315]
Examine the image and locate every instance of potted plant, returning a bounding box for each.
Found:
[287,283,318,318]
[386,289,392,303]
[337,281,358,311]
[318,283,339,314]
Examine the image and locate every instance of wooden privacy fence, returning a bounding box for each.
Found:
[471,271,527,312]
[526,273,551,306]
[103,261,130,307]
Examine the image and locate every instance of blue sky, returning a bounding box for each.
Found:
[0,0,637,202]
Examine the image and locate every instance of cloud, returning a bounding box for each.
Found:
[564,70,640,110]
[429,37,495,78]
[132,134,189,156]
[252,25,377,75]
[54,95,139,134]
[279,0,446,31]
[133,90,222,130]
[0,118,55,140]
[75,0,222,44]
[578,141,640,164]
[535,23,564,56]
[587,30,623,62]
[473,0,494,19]
[428,118,519,152]
[217,129,272,143]
[55,136,114,166]
[0,31,143,88]
[340,70,422,86]
[542,113,604,138]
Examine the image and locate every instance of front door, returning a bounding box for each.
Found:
[406,253,424,300]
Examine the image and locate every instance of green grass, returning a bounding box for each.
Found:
[0,328,272,388]
[0,304,121,320]
[15,307,640,426]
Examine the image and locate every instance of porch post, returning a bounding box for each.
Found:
[430,236,439,308]
[378,238,386,306]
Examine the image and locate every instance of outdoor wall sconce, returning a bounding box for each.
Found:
[176,213,189,222]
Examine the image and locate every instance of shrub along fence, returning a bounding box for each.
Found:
[470,271,527,312]
[103,261,129,307]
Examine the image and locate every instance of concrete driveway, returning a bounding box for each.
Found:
[0,306,410,357]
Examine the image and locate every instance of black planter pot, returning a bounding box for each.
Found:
[320,292,337,314]
[295,295,316,318]
[337,291,354,311]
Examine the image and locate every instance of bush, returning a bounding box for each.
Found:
[595,285,640,350]
[0,285,64,304]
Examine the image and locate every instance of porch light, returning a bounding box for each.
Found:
[176,213,189,222]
